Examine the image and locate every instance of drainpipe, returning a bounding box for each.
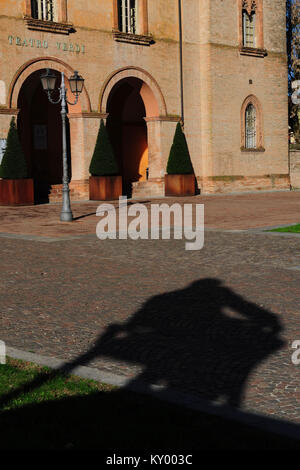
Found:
[178,0,184,126]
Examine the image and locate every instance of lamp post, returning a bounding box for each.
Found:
[40,69,84,222]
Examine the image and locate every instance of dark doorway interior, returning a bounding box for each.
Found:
[106,77,148,197]
[17,70,71,203]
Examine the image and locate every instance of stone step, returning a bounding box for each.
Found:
[48,182,89,202]
[132,179,164,198]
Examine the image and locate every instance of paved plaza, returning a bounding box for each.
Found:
[0,190,300,237]
[0,191,299,429]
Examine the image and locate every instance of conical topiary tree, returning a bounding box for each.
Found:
[89,120,119,176]
[0,117,28,179]
[166,122,194,174]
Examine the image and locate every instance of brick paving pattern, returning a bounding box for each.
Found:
[0,191,300,238]
[0,192,299,425]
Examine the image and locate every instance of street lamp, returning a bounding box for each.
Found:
[40,69,84,222]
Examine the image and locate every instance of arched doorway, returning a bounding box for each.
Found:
[101,67,169,198]
[106,77,149,196]
[17,69,70,202]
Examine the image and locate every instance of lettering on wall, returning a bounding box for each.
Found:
[8,36,85,54]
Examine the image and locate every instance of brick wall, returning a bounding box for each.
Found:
[0,0,290,198]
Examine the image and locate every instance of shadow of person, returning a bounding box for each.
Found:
[0,278,284,413]
[0,278,294,450]
[92,278,285,408]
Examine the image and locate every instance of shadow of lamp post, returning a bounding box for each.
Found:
[40,69,84,222]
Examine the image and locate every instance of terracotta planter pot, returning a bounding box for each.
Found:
[89,175,123,201]
[0,178,34,205]
[165,174,195,197]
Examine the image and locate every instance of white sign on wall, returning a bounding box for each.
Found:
[0,139,7,164]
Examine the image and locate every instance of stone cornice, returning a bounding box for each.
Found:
[206,42,286,58]
[67,112,108,119]
[241,146,265,152]
[112,30,154,46]
[24,16,74,35]
[239,46,267,58]
[144,116,181,123]
[0,107,19,115]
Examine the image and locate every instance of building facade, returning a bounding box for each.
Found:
[0,0,289,201]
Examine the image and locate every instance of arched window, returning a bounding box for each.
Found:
[241,96,264,151]
[31,0,56,22]
[245,104,256,148]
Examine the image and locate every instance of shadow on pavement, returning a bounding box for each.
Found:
[0,278,299,450]
[72,212,97,221]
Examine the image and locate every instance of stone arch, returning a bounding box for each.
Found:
[10,58,91,201]
[241,94,264,150]
[8,57,91,112]
[99,66,167,118]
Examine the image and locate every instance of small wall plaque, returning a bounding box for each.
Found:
[0,138,7,164]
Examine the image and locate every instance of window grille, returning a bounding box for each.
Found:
[245,104,256,149]
[243,10,256,47]
[31,0,55,22]
[118,0,137,34]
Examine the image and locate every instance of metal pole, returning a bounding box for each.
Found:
[60,72,73,222]
[178,0,184,126]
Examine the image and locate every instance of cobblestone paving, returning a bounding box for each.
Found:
[0,229,299,424]
[0,190,300,237]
